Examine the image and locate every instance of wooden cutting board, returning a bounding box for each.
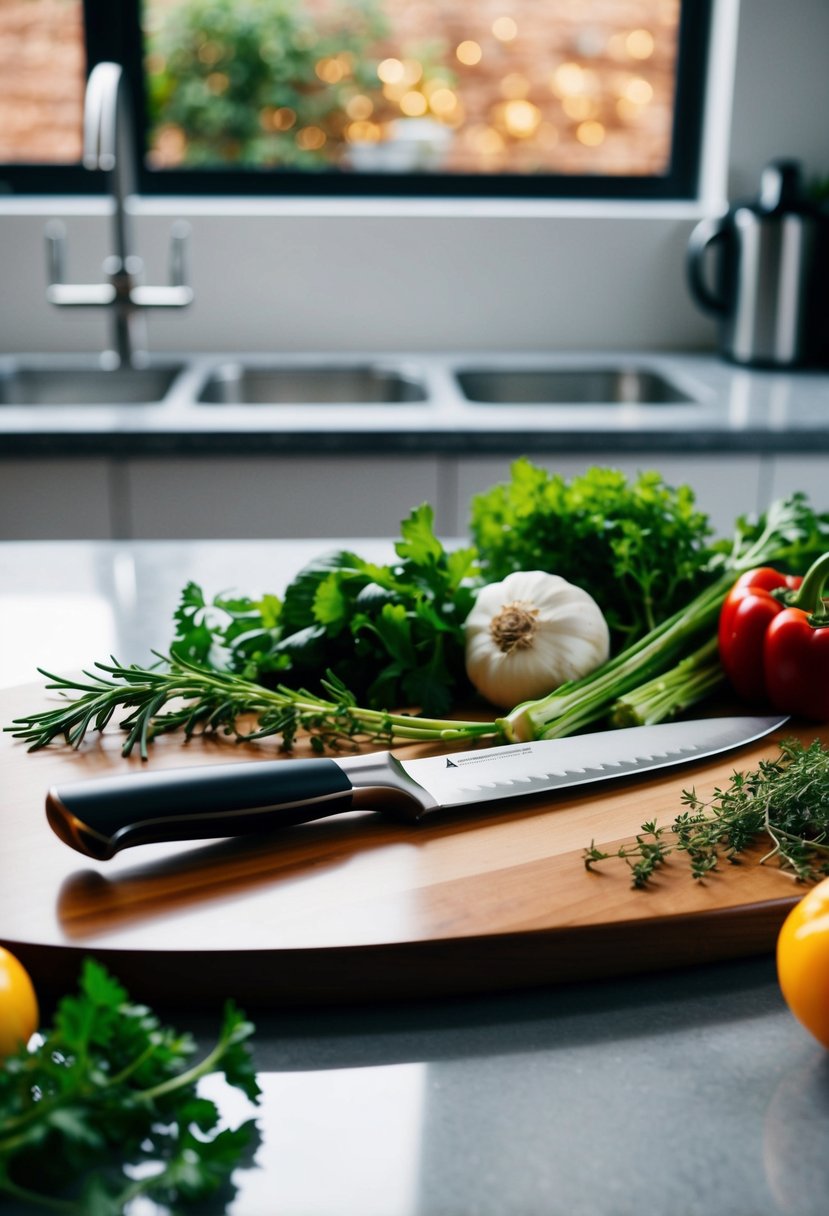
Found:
[1,680,824,1008]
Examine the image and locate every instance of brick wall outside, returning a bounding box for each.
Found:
[0,0,679,175]
[0,0,84,162]
[350,0,679,174]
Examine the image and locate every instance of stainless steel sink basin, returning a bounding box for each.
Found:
[198,363,427,405]
[455,366,695,405]
[0,365,183,405]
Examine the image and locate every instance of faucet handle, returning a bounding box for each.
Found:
[169,220,190,288]
[129,221,193,309]
[44,212,193,312]
[43,218,116,307]
[45,219,67,286]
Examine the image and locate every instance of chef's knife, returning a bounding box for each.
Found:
[46,714,788,860]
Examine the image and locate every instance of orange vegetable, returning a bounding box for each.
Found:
[0,946,39,1057]
[777,877,829,1048]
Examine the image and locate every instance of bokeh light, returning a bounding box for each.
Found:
[138,0,681,177]
[456,40,483,66]
[492,17,518,42]
[0,0,682,175]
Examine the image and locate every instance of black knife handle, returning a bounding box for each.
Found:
[46,759,354,860]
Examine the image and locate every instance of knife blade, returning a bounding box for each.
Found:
[46,714,788,860]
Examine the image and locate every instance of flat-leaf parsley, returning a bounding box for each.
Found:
[0,959,260,1214]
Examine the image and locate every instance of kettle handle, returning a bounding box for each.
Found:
[687,216,729,315]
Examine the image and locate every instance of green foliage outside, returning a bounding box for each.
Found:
[145,0,389,166]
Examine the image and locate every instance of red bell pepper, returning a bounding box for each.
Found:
[718,566,802,703]
[763,552,829,721]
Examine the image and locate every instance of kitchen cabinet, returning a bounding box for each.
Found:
[0,458,113,540]
[120,455,446,539]
[156,451,768,541]
[768,456,829,513]
[0,451,784,541]
[3,447,826,545]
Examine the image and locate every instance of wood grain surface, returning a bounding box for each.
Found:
[1,680,825,1007]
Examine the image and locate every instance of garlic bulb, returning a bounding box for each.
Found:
[464,570,610,709]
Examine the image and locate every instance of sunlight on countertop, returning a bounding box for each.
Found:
[0,592,118,688]
[192,1066,426,1216]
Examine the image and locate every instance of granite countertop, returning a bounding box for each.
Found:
[2,537,829,1216]
[2,350,828,456]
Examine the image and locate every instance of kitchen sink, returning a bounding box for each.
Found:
[0,365,184,406]
[455,366,695,405]
[197,363,427,405]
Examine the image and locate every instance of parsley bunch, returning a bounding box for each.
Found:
[0,960,260,1214]
[172,503,479,716]
[470,460,717,649]
[171,584,285,682]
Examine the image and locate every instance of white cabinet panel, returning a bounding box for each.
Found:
[767,456,829,513]
[453,454,764,539]
[0,459,112,540]
[123,456,442,539]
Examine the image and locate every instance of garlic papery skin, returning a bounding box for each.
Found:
[464,570,611,709]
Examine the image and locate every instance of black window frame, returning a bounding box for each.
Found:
[0,0,713,200]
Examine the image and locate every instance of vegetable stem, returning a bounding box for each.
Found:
[140,1009,246,1103]
[501,574,732,740]
[784,550,829,623]
[610,636,724,728]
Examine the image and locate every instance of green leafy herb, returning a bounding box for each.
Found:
[171,504,479,716]
[147,0,390,169]
[0,958,260,1215]
[470,461,719,649]
[172,581,286,681]
[584,738,829,887]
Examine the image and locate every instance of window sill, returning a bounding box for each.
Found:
[0,195,714,222]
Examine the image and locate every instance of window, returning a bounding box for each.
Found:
[0,0,712,199]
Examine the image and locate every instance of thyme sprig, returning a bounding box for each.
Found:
[6,653,500,759]
[584,738,829,887]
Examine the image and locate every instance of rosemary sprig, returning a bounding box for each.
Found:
[5,654,501,759]
[584,738,829,887]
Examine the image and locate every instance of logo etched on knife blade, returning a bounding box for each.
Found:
[444,744,701,794]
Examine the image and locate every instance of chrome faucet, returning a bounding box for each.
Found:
[45,61,193,368]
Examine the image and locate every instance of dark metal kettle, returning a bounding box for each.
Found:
[687,160,827,368]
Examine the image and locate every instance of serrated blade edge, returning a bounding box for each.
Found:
[397,715,788,811]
